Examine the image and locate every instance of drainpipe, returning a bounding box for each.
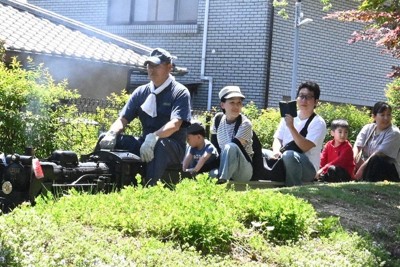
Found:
[201,0,212,111]
[264,0,274,108]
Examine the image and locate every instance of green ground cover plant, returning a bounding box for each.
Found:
[26,175,318,253]
[0,177,397,267]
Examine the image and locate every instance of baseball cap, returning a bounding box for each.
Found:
[218,86,245,101]
[144,48,176,66]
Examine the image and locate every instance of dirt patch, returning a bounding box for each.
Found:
[303,190,400,259]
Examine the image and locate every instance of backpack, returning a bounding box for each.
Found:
[210,112,267,181]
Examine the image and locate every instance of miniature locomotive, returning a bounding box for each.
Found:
[0,149,142,213]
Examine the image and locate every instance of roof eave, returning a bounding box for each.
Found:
[4,48,188,76]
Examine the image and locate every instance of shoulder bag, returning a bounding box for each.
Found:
[280,113,316,154]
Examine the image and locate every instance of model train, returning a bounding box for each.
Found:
[0,149,142,213]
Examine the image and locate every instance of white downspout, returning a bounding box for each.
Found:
[201,0,212,111]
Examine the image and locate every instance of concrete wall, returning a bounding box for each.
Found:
[29,0,398,109]
[7,52,132,99]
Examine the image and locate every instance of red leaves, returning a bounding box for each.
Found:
[326,10,400,77]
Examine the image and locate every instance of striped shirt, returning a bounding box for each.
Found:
[211,114,253,157]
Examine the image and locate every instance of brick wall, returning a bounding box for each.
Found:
[268,1,396,107]
[28,0,397,110]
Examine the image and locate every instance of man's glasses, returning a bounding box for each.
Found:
[297,94,314,100]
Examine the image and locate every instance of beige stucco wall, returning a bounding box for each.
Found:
[6,52,135,99]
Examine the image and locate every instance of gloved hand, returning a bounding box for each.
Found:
[140,133,159,162]
[185,168,198,176]
[99,131,117,149]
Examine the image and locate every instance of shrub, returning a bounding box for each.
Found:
[53,115,100,155]
[91,90,142,137]
[0,56,142,157]
[241,101,260,121]
[63,90,143,156]
[0,58,80,157]
[248,108,281,148]
[386,78,400,126]
[64,90,143,155]
[316,103,371,144]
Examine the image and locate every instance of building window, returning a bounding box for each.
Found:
[108,0,198,25]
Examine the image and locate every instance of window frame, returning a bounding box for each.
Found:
[107,0,198,25]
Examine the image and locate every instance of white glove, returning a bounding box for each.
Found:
[140,133,159,162]
[185,168,197,175]
[99,131,117,149]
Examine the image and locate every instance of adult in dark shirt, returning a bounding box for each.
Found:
[98,48,191,186]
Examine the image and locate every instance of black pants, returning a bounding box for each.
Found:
[321,166,351,183]
[95,134,185,186]
[362,154,400,182]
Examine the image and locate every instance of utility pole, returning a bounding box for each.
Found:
[290,0,313,100]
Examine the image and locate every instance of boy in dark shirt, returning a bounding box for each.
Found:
[182,122,219,176]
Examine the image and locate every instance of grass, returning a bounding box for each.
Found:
[0,177,398,266]
[277,181,400,262]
